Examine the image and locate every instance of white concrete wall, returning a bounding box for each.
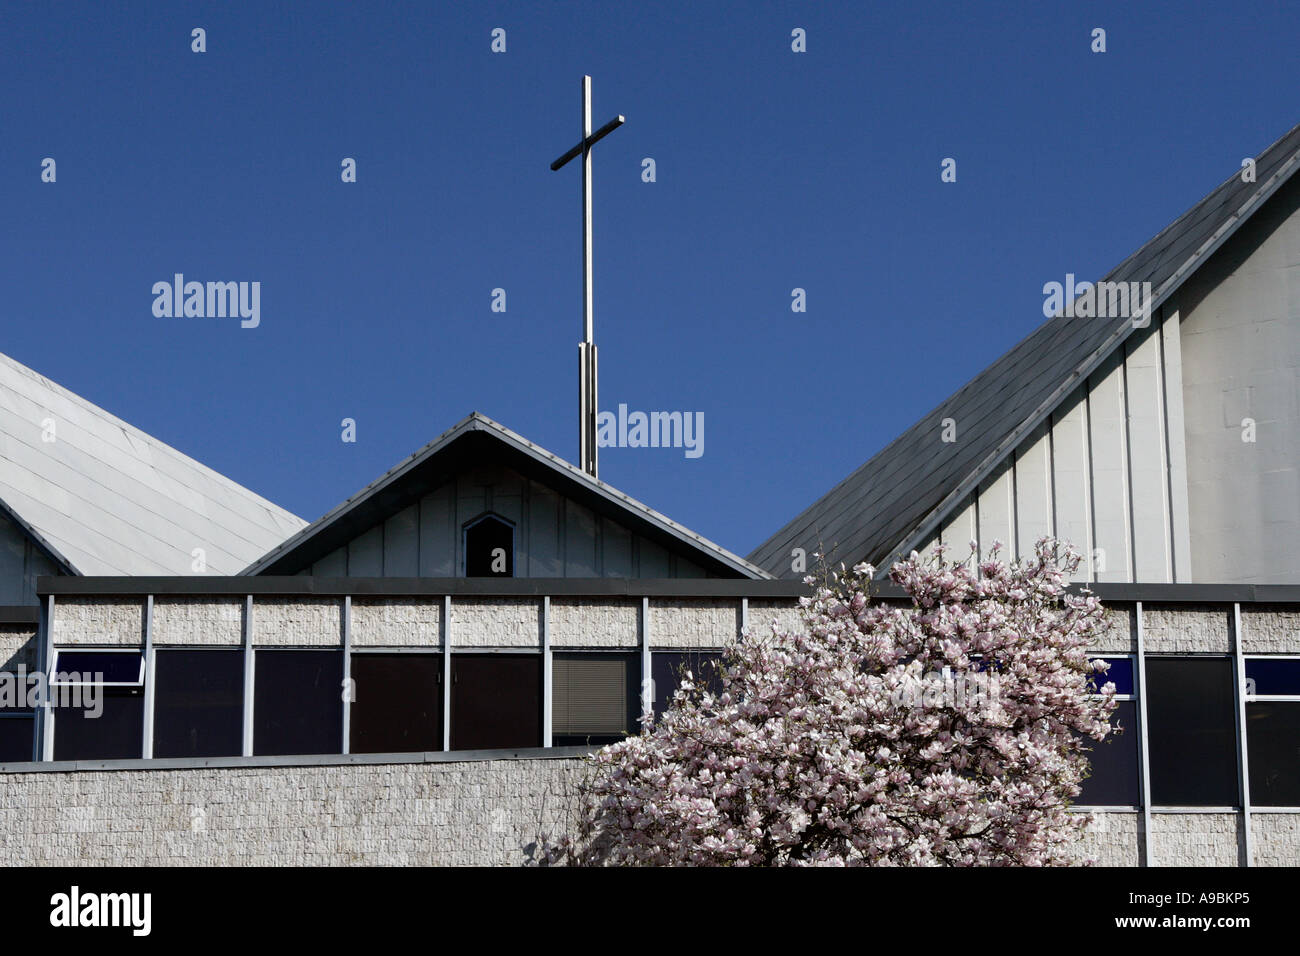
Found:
[1177,175,1300,583]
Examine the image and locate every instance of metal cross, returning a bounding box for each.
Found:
[550,75,624,478]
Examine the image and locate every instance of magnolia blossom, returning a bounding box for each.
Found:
[543,539,1117,866]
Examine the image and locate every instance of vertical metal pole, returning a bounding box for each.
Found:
[1232,602,1253,866]
[542,596,552,747]
[442,595,452,752]
[341,595,352,755]
[242,595,254,757]
[141,595,155,759]
[579,74,598,478]
[1135,602,1154,865]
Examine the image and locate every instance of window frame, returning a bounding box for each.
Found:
[49,648,145,688]
[1242,654,1300,810]
[461,512,516,578]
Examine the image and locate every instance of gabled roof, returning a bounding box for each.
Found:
[750,120,1300,578]
[0,351,307,576]
[243,412,773,579]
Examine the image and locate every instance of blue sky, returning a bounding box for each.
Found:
[2,1,1297,558]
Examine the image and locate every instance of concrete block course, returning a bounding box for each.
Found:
[1141,604,1232,653]
[0,755,586,866]
[452,598,541,647]
[253,598,342,646]
[153,596,243,646]
[649,599,741,649]
[549,598,639,648]
[52,597,144,646]
[351,598,442,647]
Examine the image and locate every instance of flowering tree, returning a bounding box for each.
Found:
[547,539,1118,866]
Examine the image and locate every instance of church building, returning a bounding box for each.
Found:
[2,120,1299,867]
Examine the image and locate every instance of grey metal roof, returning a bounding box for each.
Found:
[750,120,1300,578]
[243,412,774,579]
[0,351,307,576]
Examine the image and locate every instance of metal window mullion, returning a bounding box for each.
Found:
[141,595,155,759]
[640,596,651,723]
[542,596,552,747]
[38,593,54,761]
[442,595,452,752]
[1232,602,1253,866]
[341,596,352,755]
[242,595,254,757]
[1134,602,1154,866]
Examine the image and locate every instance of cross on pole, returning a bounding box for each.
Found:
[551,75,624,479]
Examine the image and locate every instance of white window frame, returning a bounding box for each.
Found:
[49,647,145,688]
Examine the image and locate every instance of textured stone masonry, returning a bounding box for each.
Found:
[1150,812,1241,866]
[1252,813,1300,867]
[452,598,541,647]
[1141,605,1232,653]
[0,756,585,866]
[649,599,740,649]
[549,599,638,648]
[152,596,243,646]
[351,599,441,647]
[51,598,143,646]
[1094,605,1137,653]
[1240,606,1300,653]
[0,627,36,672]
[252,598,342,646]
[1070,811,1143,866]
[745,599,802,640]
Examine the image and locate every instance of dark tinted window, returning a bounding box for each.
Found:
[465,515,514,577]
[1246,702,1300,806]
[253,650,343,756]
[1146,657,1238,806]
[552,653,639,747]
[1245,658,1300,696]
[53,651,142,684]
[1087,657,1134,696]
[350,654,442,754]
[651,652,723,720]
[153,650,244,758]
[0,717,34,762]
[1077,699,1141,806]
[53,688,144,761]
[450,654,539,750]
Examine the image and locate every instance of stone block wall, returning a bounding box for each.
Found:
[0,754,585,866]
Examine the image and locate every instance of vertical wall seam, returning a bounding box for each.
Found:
[1135,602,1154,866]
[442,595,452,752]
[341,595,352,755]
[1232,602,1253,866]
[241,594,254,757]
[542,595,552,747]
[141,594,154,760]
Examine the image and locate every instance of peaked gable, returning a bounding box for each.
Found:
[245,413,772,579]
[751,120,1300,578]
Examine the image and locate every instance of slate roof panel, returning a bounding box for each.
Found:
[750,121,1300,577]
